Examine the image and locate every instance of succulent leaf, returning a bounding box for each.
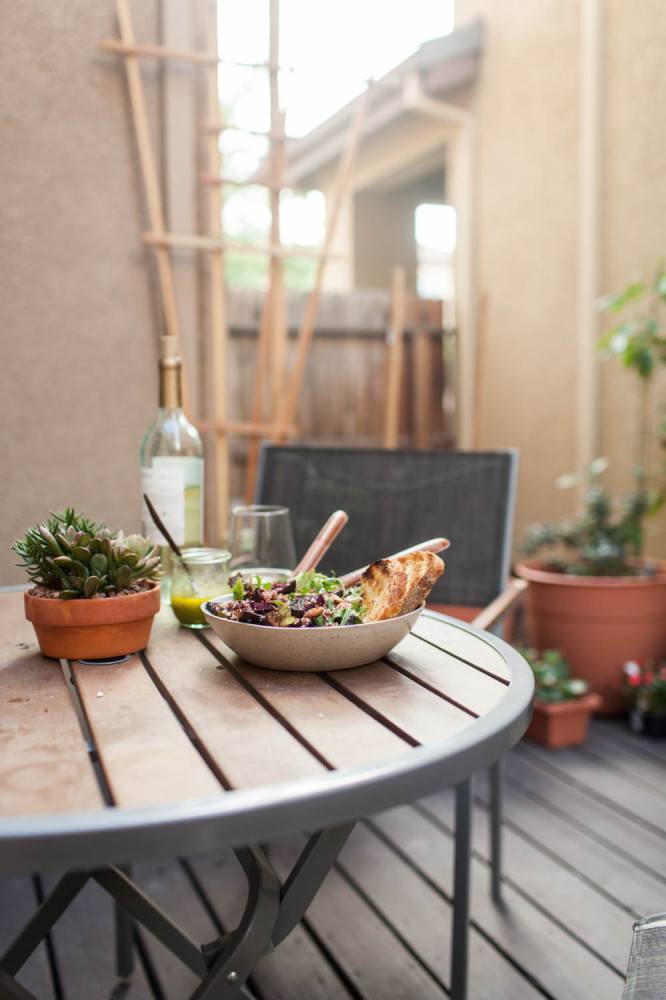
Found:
[90,553,108,575]
[72,546,91,562]
[84,576,100,597]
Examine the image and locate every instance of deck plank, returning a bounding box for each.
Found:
[72,652,222,809]
[143,616,325,788]
[0,594,103,818]
[518,741,666,835]
[422,790,632,972]
[507,745,666,881]
[374,804,625,999]
[270,840,448,1000]
[339,822,543,999]
[475,768,666,917]
[205,631,413,769]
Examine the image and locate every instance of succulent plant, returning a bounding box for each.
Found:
[12,508,161,599]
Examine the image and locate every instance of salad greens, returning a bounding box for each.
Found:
[213,570,365,628]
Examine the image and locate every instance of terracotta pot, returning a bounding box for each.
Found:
[516,560,666,714]
[24,585,161,660]
[525,693,602,748]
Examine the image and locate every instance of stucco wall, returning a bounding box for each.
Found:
[456,0,666,554]
[1,3,162,583]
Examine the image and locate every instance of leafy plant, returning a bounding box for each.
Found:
[522,458,661,575]
[523,261,666,575]
[623,661,666,717]
[12,508,161,599]
[521,648,589,702]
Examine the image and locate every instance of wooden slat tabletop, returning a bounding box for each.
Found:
[0,592,512,823]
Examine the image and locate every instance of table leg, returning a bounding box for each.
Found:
[451,779,472,1000]
[1,872,89,976]
[488,760,503,904]
[114,865,135,978]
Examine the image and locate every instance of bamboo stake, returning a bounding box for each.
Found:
[243,298,274,502]
[274,85,371,439]
[98,39,284,70]
[243,0,288,502]
[200,120,286,140]
[204,0,230,540]
[268,0,287,413]
[383,266,407,448]
[142,231,338,257]
[195,418,297,437]
[115,0,181,358]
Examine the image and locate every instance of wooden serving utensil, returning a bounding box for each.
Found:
[292,510,349,577]
[338,537,450,588]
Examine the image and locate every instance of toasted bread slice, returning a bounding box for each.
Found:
[361,551,444,621]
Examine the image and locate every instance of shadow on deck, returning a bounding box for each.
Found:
[3,719,663,1000]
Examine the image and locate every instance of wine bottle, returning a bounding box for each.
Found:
[140,336,204,598]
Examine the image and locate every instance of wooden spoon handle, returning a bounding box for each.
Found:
[339,537,450,587]
[293,510,349,577]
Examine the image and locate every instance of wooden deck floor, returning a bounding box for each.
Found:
[3,719,664,1000]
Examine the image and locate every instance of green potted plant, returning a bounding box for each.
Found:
[517,263,666,713]
[522,649,601,748]
[623,660,666,738]
[12,508,161,660]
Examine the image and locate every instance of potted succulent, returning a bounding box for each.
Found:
[522,648,601,748]
[517,264,666,714]
[623,660,666,738]
[12,508,161,660]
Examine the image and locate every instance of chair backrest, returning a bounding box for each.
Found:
[623,914,666,1000]
[256,445,518,607]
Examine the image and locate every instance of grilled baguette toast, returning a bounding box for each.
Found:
[361,550,444,622]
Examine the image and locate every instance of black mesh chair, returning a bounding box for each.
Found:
[256,444,525,902]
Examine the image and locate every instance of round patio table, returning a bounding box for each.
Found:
[0,593,533,1000]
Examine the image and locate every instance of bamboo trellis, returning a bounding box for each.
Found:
[100,0,370,540]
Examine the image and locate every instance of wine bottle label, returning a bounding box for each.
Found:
[141,456,203,546]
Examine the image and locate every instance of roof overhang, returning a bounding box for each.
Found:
[281,19,483,189]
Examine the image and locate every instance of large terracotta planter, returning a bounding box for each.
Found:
[525,693,602,748]
[516,560,666,714]
[24,585,161,660]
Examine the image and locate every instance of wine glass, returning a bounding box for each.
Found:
[229,505,296,576]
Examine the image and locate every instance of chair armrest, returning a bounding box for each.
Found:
[471,578,527,633]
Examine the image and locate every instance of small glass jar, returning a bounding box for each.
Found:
[170,547,231,628]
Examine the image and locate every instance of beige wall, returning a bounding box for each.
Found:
[1,2,163,583]
[354,170,445,290]
[455,0,666,553]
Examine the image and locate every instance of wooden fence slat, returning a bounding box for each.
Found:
[0,594,103,817]
[387,633,507,716]
[143,615,324,788]
[205,632,412,770]
[72,653,221,810]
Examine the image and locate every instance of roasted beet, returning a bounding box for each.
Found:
[239,609,266,625]
[250,601,275,613]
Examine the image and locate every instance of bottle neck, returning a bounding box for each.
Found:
[159,359,182,410]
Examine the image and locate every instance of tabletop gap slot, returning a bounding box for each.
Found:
[195,631,336,772]
[319,674,421,748]
[139,649,235,791]
[381,657,480,719]
[59,660,115,807]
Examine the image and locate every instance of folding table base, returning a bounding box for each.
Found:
[0,824,354,1000]
[1,808,475,1000]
